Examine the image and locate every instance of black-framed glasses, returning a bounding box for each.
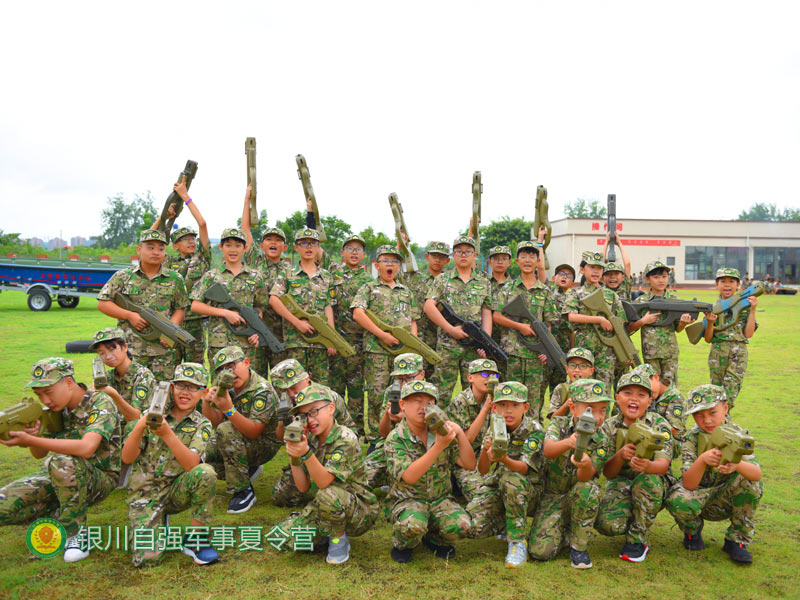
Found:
[557,271,575,279]
[297,240,320,247]
[299,402,332,419]
[566,362,592,370]
[377,259,401,265]
[215,360,241,375]
[343,245,365,253]
[453,250,475,257]
[173,382,203,392]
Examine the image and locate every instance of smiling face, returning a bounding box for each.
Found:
[584,264,604,285]
[298,400,335,436]
[261,234,286,260]
[220,238,245,264]
[646,269,669,292]
[32,378,73,412]
[138,240,166,267]
[492,399,527,430]
[716,276,740,299]
[399,393,434,428]
[516,250,538,275]
[565,357,593,382]
[692,402,728,433]
[376,253,401,282]
[603,270,624,289]
[173,235,197,257]
[170,381,204,412]
[615,385,652,424]
[426,252,450,275]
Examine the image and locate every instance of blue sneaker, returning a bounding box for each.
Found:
[326,534,350,564]
[182,536,219,566]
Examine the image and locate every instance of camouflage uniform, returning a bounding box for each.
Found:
[543,277,574,401]
[546,348,595,419]
[0,359,121,537]
[635,364,686,459]
[633,289,682,385]
[708,305,755,408]
[487,247,511,379]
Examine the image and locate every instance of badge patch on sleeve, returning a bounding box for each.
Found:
[87,411,99,425]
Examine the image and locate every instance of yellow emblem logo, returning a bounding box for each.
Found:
[26,518,66,559]
[286,369,296,379]
[87,411,98,425]
[296,391,305,403]
[597,448,606,457]
[33,366,45,378]
[254,399,265,410]
[217,353,227,363]
[502,385,513,395]
[412,382,424,392]
[691,392,702,404]
[183,367,194,377]
[330,450,343,462]
[397,361,407,369]
[592,384,603,395]
[630,374,641,383]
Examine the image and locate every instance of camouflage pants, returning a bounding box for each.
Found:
[646,356,678,387]
[0,455,115,536]
[666,475,762,545]
[467,472,541,543]
[271,465,312,508]
[127,464,217,567]
[595,474,667,544]
[181,318,207,366]
[709,341,748,408]
[329,339,365,416]
[276,487,378,550]
[431,345,481,408]
[286,347,329,386]
[364,352,393,438]
[206,422,279,493]
[364,440,388,489]
[506,356,546,421]
[390,496,472,550]
[453,466,484,502]
[136,349,181,382]
[528,481,602,559]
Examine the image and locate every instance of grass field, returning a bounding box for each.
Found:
[0,288,797,600]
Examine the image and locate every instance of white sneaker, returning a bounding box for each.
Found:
[505,541,527,568]
[63,534,89,563]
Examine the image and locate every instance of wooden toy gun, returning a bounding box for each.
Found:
[388,193,418,273]
[472,171,482,255]
[295,154,326,242]
[685,282,764,344]
[580,288,640,366]
[245,137,258,224]
[280,295,356,357]
[533,185,552,269]
[501,295,567,373]
[113,293,196,348]
[158,160,198,235]
[0,397,63,441]
[202,283,285,353]
[363,308,441,365]
[145,381,170,430]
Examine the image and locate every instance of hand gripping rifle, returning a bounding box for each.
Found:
[580,288,640,366]
[201,283,285,353]
[501,295,567,374]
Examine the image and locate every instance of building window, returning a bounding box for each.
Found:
[754,247,799,284]
[666,256,675,266]
[685,247,748,280]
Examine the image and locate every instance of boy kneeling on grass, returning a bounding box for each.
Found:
[547,348,595,419]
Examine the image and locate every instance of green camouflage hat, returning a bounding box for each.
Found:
[554,263,576,277]
[221,227,246,243]
[452,235,477,250]
[342,234,366,249]
[493,381,528,403]
[715,267,741,281]
[604,261,624,274]
[569,378,612,404]
[566,347,595,366]
[468,358,500,374]
[514,241,540,256]
[171,226,197,244]
[212,346,246,369]
[390,353,424,376]
[271,358,308,389]
[425,241,450,256]
[375,244,402,259]
[489,245,512,258]
[686,384,727,415]
[262,227,287,241]
[172,362,209,387]
[616,371,652,393]
[139,229,167,244]
[633,363,657,379]
[294,228,320,242]
[25,357,74,388]
[89,327,127,351]
[400,380,438,401]
[583,252,605,267]
[644,260,670,275]
[291,382,334,414]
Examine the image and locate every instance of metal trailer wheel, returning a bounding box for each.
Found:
[27,291,52,311]
[57,295,80,308]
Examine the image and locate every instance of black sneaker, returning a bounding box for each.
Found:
[619,542,649,563]
[391,546,413,563]
[227,486,256,514]
[422,536,455,559]
[248,464,263,483]
[682,520,705,551]
[723,539,753,564]
[570,547,592,569]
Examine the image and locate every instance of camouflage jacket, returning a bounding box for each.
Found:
[171,245,212,321]
[494,277,559,359]
[97,263,189,357]
[600,412,673,480]
[711,304,756,344]
[402,270,439,348]
[330,265,373,338]
[191,263,270,349]
[231,370,281,448]
[480,414,545,486]
[127,409,212,497]
[650,382,686,440]
[543,415,611,494]
[606,275,633,303]
[426,268,492,349]
[563,283,624,354]
[243,248,292,337]
[546,281,573,351]
[48,390,122,475]
[488,276,510,345]
[350,279,420,354]
[304,423,374,500]
[385,418,461,502]
[680,422,758,489]
[547,381,571,419]
[270,265,336,349]
[634,290,680,359]
[446,386,489,455]
[108,360,156,414]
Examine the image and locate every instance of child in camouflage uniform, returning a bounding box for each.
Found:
[352,244,421,438]
[528,379,612,569]
[486,244,512,375]
[547,348,595,419]
[543,262,576,398]
[0,358,122,563]
[595,372,674,563]
[666,384,762,564]
[276,384,378,564]
[97,229,188,381]
[385,381,475,562]
[203,346,281,515]
[122,362,218,567]
[701,268,758,407]
[601,230,633,302]
[466,381,545,568]
[633,363,686,458]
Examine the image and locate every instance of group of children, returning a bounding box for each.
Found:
[0,182,764,570]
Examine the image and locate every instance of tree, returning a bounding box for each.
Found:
[236,209,269,242]
[358,226,393,256]
[737,203,800,221]
[0,230,22,246]
[98,192,157,247]
[274,211,353,260]
[479,216,534,254]
[563,198,607,219]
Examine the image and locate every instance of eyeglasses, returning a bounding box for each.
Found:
[395,373,421,383]
[557,271,575,279]
[566,362,592,370]
[491,256,511,263]
[296,240,319,247]
[343,245,364,253]
[378,259,401,265]
[299,403,331,419]
[479,371,499,378]
[173,382,203,392]
[453,250,475,257]
[215,360,241,375]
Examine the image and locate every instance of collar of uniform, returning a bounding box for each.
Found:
[376,279,409,291]
[510,276,545,291]
[447,267,479,281]
[232,369,263,400]
[222,263,256,276]
[397,417,425,445]
[310,421,342,448]
[166,408,204,428]
[290,264,324,279]
[134,261,171,278]
[461,386,477,407]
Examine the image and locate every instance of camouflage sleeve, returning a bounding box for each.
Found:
[322,429,361,483]
[243,244,258,266]
[131,369,156,411]
[96,268,128,301]
[680,431,699,475]
[325,273,337,307]
[248,387,278,426]
[408,289,421,321]
[85,393,119,442]
[445,395,470,431]
[270,271,288,297]
[520,429,545,473]
[349,281,371,310]
[385,429,412,483]
[652,416,674,462]
[425,273,444,302]
[589,432,612,473]
[545,416,565,442]
[170,274,189,312]
[562,289,580,316]
[542,289,559,323]
[190,270,216,302]
[188,419,213,461]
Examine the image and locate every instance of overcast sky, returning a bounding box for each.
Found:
[1,1,798,244]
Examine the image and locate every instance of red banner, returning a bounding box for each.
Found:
[597,239,680,246]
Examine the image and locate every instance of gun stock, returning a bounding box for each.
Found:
[581,289,640,366]
[533,186,552,269]
[245,137,257,224]
[388,193,418,274]
[424,404,449,437]
[92,356,109,389]
[573,407,595,462]
[280,295,356,357]
[202,283,285,353]
[363,308,441,365]
[295,154,327,242]
[145,381,170,430]
[436,301,508,362]
[500,295,567,373]
[158,160,198,235]
[113,293,196,348]
[606,194,617,262]
[472,171,482,255]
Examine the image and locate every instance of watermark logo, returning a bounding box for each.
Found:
[26,518,66,558]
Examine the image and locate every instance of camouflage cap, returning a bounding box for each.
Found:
[342,234,366,249]
[88,327,127,351]
[569,378,612,404]
[270,358,308,389]
[221,227,247,243]
[633,363,657,379]
[262,227,287,241]
[25,357,74,388]
[515,241,541,256]
[171,226,197,244]
[139,229,167,244]
[583,251,605,267]
[400,380,438,401]
[566,347,595,366]
[212,346,246,369]
[425,241,450,256]
[294,228,320,242]
[452,235,477,250]
[390,353,424,376]
[493,381,528,403]
[375,244,402,259]
[644,260,670,275]
[291,382,334,414]
[468,358,500,374]
[554,263,576,276]
[616,371,652,393]
[686,384,727,415]
[172,362,209,387]
[489,245,512,258]
[604,261,624,274]
[715,267,741,281]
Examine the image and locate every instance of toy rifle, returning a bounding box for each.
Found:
[284,414,308,465]
[472,171,482,255]
[280,295,356,357]
[214,369,235,399]
[697,424,755,465]
[113,293,196,348]
[388,193,418,273]
[201,283,285,353]
[277,392,293,426]
[144,381,170,430]
[487,380,508,460]
[501,295,567,374]
[533,185,552,269]
[363,308,441,365]
[435,301,508,362]
[157,160,199,236]
[0,397,63,441]
[616,421,668,460]
[387,380,403,415]
[622,297,712,327]
[580,288,640,366]
[92,356,109,389]
[295,154,327,242]
[573,407,595,462]
[606,194,617,262]
[685,282,764,344]
[245,137,257,224]
[424,404,449,437]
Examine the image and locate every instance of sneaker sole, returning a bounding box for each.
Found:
[620,545,649,563]
[63,551,90,563]
[227,494,257,514]
[326,553,350,565]
[571,561,593,569]
[505,561,525,568]
[181,547,219,566]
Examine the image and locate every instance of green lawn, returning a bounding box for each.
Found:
[0,288,797,600]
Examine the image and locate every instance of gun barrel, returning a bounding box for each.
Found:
[607,194,617,262]
[145,382,170,430]
[245,137,257,223]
